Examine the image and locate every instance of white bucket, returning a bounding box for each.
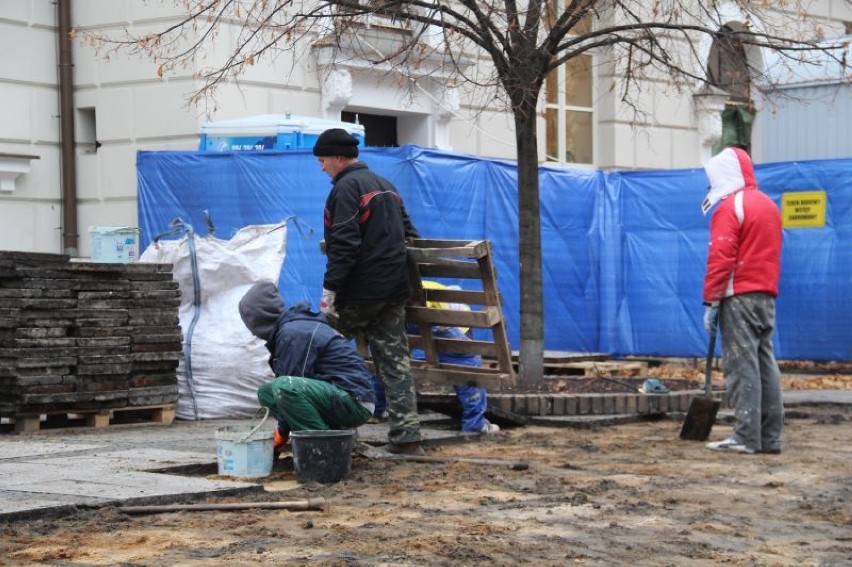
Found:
[215,425,274,478]
[89,226,141,263]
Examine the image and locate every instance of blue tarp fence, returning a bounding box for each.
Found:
[137,146,852,361]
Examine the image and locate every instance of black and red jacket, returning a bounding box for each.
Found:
[322,162,420,306]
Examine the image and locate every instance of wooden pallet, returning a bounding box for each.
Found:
[485,358,648,377]
[1,404,176,433]
[405,239,515,391]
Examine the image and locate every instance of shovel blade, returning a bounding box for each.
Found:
[679,396,721,441]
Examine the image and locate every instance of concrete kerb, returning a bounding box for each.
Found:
[488,390,732,418]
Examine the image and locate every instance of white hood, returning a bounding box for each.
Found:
[702,147,757,215]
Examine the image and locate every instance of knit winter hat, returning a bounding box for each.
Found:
[312,128,360,158]
[238,280,285,342]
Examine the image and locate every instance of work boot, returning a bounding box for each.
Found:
[386,441,425,456]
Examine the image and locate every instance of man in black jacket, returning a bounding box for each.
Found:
[314,128,424,455]
[238,280,376,454]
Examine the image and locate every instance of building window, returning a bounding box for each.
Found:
[77,107,98,153]
[545,53,593,164]
[544,6,593,165]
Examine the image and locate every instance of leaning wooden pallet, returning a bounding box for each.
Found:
[405,238,515,392]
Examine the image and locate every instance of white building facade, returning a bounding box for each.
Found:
[1,0,850,256]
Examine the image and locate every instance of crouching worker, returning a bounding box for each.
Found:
[238,280,376,455]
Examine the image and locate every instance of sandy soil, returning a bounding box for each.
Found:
[2,403,850,566]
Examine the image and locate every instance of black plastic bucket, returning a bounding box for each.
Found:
[290,429,356,483]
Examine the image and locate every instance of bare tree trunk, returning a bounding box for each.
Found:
[514,108,544,390]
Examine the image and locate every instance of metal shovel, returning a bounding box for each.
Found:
[679,324,721,441]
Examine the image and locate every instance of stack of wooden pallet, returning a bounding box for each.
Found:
[0,251,181,430]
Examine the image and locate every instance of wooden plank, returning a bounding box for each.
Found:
[86,411,111,427]
[422,287,490,307]
[118,498,327,514]
[418,261,482,279]
[151,405,176,425]
[407,241,490,261]
[408,336,499,358]
[486,357,647,375]
[510,350,611,362]
[408,239,483,249]
[12,414,40,433]
[412,364,514,390]
[405,305,502,328]
[549,361,648,376]
[476,241,513,375]
[405,255,441,365]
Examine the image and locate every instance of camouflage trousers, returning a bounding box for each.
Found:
[335,299,421,445]
[720,292,784,452]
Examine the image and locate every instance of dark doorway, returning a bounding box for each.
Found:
[342,112,398,147]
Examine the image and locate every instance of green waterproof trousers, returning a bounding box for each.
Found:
[257,376,372,432]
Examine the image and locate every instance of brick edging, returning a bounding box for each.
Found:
[488,391,731,417]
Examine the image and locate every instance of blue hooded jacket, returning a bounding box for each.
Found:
[269,304,375,404]
[239,281,375,405]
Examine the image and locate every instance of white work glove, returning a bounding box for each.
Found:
[703,302,719,334]
[320,288,337,317]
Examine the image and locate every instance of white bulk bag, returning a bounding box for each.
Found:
[140,223,286,419]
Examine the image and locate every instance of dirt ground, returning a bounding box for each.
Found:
[2,401,850,566]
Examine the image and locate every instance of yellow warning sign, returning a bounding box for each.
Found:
[782,191,826,229]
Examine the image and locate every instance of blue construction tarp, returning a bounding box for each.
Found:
[137,146,852,361]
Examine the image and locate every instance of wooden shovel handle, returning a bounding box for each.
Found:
[118,498,328,515]
[705,325,717,397]
[387,454,529,471]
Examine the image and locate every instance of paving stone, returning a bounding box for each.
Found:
[551,395,566,416]
[601,395,616,415]
[577,394,592,415]
[563,395,578,415]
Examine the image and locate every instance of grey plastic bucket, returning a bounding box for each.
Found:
[215,425,274,478]
[290,429,356,483]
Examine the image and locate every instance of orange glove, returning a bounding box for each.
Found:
[273,429,289,454]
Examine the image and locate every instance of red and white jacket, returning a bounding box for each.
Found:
[702,147,782,303]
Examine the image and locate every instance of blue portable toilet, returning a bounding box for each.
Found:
[198,113,366,152]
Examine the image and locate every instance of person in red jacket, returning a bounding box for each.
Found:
[701,146,784,455]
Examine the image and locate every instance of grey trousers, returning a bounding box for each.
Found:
[720,292,784,452]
